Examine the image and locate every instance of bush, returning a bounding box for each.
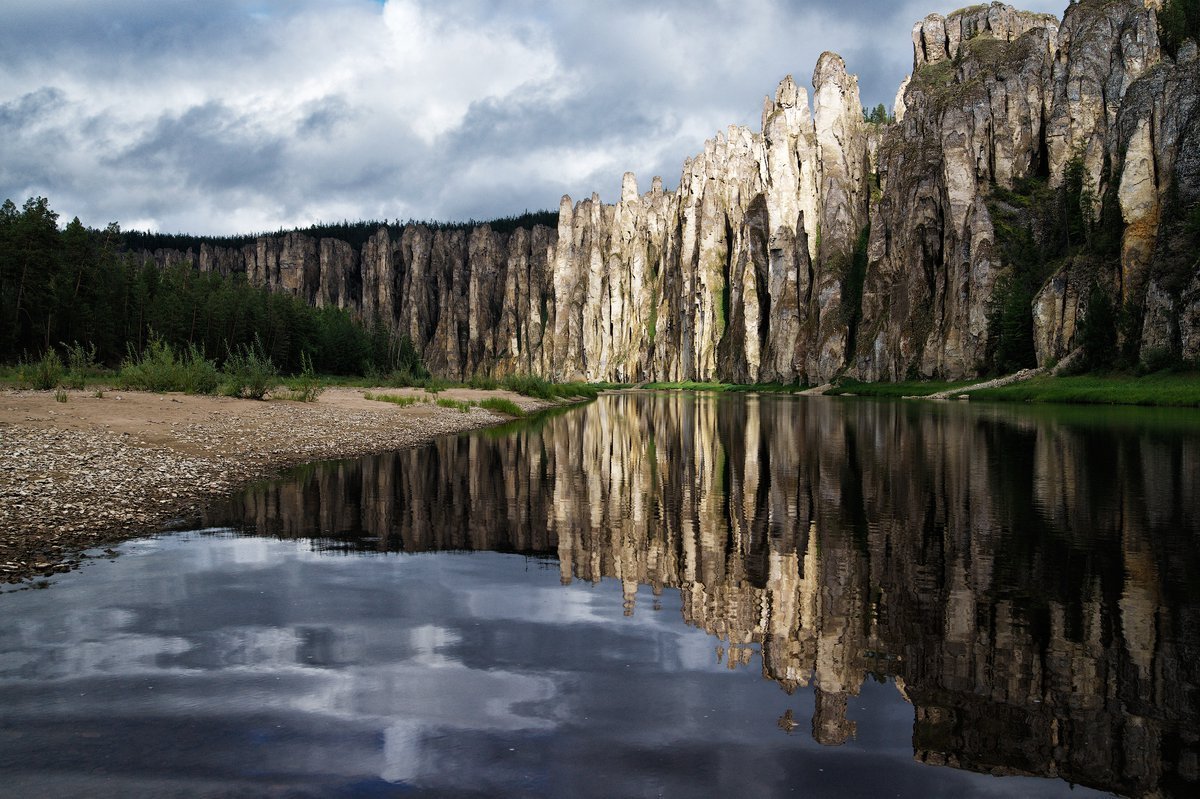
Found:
[283,352,324,402]
[180,344,221,394]
[62,341,97,390]
[1138,346,1180,374]
[222,337,279,399]
[20,349,64,390]
[119,336,220,394]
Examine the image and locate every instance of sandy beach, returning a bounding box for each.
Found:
[0,386,554,585]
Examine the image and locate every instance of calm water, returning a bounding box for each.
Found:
[2,392,1198,798]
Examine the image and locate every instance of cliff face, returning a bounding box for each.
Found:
[145,0,1199,381]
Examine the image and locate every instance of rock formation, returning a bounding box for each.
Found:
[141,0,1199,381]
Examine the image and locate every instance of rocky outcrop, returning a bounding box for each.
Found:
[856,7,1061,380]
[140,0,1198,381]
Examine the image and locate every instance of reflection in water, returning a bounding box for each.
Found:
[208,392,1200,797]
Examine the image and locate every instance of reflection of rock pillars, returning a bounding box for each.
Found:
[812,689,857,746]
[209,391,1200,797]
[1120,520,1160,689]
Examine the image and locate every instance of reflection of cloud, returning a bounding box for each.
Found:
[0,519,1125,796]
[382,720,422,783]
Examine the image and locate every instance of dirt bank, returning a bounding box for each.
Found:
[0,386,554,585]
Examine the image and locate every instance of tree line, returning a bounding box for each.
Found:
[121,209,560,254]
[0,197,423,377]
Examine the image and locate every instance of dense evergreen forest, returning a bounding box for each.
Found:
[120,210,560,254]
[0,197,429,375]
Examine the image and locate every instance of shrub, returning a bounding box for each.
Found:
[180,344,221,394]
[62,341,98,390]
[21,349,64,390]
[54,388,68,403]
[1138,346,1180,374]
[222,337,279,399]
[283,352,324,402]
[118,335,219,394]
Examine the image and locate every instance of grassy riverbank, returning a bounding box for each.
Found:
[964,372,1200,407]
[827,372,1200,408]
[0,351,602,404]
[641,381,807,393]
[824,379,981,397]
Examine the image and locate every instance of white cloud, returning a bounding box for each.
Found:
[0,0,1073,234]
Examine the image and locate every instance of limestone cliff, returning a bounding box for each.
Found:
[143,0,1199,381]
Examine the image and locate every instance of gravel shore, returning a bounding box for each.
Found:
[0,386,552,585]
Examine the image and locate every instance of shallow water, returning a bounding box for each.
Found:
[2,392,1198,797]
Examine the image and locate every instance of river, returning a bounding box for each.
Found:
[1,391,1197,797]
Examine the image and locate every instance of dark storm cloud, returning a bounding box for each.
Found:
[0,87,67,128]
[0,0,1069,234]
[117,102,287,193]
[298,96,352,139]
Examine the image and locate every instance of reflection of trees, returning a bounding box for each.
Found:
[208,394,1200,798]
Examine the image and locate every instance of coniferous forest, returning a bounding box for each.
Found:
[0,196,424,377]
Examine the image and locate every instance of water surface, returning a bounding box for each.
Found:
[2,392,1198,797]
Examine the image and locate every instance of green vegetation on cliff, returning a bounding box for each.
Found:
[1159,0,1200,58]
[985,152,1125,375]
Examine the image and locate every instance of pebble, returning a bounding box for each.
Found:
[1,391,529,584]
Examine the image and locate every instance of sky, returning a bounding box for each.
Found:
[0,0,1067,235]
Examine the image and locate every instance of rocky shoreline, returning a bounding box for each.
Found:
[0,387,554,586]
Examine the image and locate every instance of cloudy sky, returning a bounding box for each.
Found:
[1,0,1066,235]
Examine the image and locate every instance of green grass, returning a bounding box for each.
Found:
[365,391,545,425]
[435,397,474,413]
[309,372,602,401]
[500,374,599,400]
[826,372,1200,408]
[967,372,1200,408]
[364,391,422,408]
[825,378,983,397]
[477,397,525,417]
